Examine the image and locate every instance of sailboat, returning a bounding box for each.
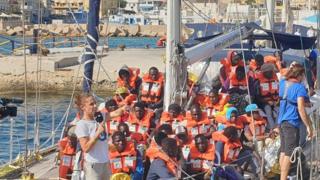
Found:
[0,0,319,179]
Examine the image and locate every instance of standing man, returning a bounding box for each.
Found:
[278,63,313,180]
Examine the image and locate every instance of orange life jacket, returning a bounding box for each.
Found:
[109,142,137,174]
[127,111,153,141]
[185,112,212,137]
[189,143,215,172]
[160,111,185,129]
[117,68,140,90]
[59,137,76,179]
[256,72,279,101]
[204,93,230,117]
[140,72,164,104]
[146,139,161,161]
[193,94,207,106]
[220,51,244,78]
[248,59,262,80]
[229,69,247,90]
[212,131,242,164]
[113,94,137,106]
[243,116,267,137]
[153,151,177,177]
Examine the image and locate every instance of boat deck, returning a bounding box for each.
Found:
[28,152,58,179]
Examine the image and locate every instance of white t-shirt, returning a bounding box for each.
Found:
[75,120,109,163]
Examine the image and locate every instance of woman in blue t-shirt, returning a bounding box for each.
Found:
[278,63,313,180]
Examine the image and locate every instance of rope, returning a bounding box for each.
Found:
[289,147,303,180]
[22,0,29,173]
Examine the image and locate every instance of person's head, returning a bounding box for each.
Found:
[231,54,242,66]
[118,66,130,81]
[190,104,202,121]
[223,126,239,142]
[158,124,173,135]
[105,99,118,112]
[118,122,130,136]
[112,131,127,152]
[168,103,182,118]
[261,63,276,79]
[226,107,238,122]
[235,66,245,81]
[161,138,178,158]
[208,89,220,104]
[285,63,305,82]
[194,134,209,153]
[175,126,188,144]
[254,54,264,68]
[154,131,168,146]
[211,75,222,90]
[133,102,146,120]
[245,104,261,120]
[149,67,159,81]
[74,93,96,119]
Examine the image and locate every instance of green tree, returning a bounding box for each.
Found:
[119,0,127,8]
[245,0,256,5]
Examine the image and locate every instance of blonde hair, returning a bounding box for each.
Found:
[74,93,95,111]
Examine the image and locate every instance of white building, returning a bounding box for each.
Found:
[181,2,218,24]
[124,0,140,13]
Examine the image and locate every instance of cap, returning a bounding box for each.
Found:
[245,104,259,113]
[115,87,129,94]
[261,63,276,72]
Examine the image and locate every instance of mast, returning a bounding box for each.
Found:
[82,0,101,92]
[164,0,187,110]
[265,0,274,31]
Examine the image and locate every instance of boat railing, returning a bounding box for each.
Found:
[0,100,74,167]
[0,34,87,55]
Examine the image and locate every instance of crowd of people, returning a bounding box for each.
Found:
[58,50,316,180]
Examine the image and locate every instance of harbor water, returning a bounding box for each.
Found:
[0,93,100,165]
[0,36,159,55]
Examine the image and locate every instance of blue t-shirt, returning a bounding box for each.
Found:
[278,79,308,128]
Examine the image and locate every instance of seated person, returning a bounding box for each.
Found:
[113,87,137,106]
[175,126,192,160]
[189,134,215,180]
[203,89,230,119]
[248,54,264,79]
[243,104,268,142]
[104,99,129,134]
[127,102,154,143]
[212,126,258,175]
[215,107,246,134]
[220,51,244,85]
[227,66,254,95]
[109,131,138,176]
[160,103,185,130]
[146,131,168,162]
[146,138,179,180]
[185,104,213,138]
[139,67,164,111]
[117,122,144,146]
[117,65,141,95]
[253,63,279,130]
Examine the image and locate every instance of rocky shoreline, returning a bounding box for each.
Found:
[0,49,165,93]
[2,24,167,37]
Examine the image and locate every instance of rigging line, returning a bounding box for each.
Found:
[183,0,212,21]
[264,0,279,50]
[182,0,211,22]
[34,0,42,153]
[22,0,29,173]
[67,3,112,84]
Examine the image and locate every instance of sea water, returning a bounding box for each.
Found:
[0,36,159,55]
[0,93,108,165]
